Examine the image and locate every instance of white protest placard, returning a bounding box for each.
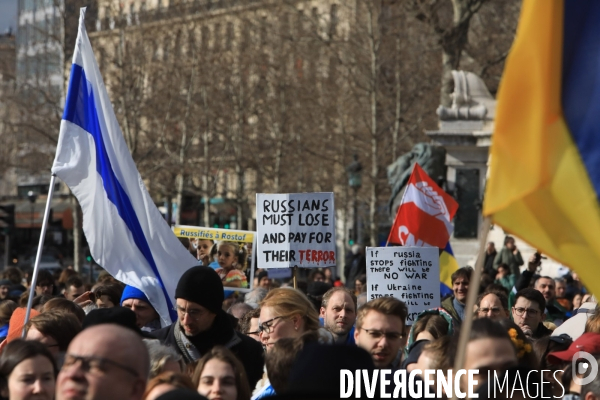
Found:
[366,246,440,324]
[256,192,336,268]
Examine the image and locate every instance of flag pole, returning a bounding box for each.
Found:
[292,266,298,289]
[450,215,491,400]
[22,174,58,337]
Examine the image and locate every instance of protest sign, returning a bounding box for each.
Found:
[366,246,440,324]
[173,225,255,292]
[256,192,336,269]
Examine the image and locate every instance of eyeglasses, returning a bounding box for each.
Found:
[478,307,502,314]
[63,354,139,378]
[258,316,284,333]
[513,307,540,316]
[174,306,206,320]
[360,328,404,341]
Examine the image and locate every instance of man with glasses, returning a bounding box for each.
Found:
[239,308,261,342]
[512,288,551,339]
[152,266,263,389]
[56,324,149,400]
[32,269,55,296]
[353,297,408,369]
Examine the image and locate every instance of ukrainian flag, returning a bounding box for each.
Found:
[440,242,459,297]
[484,0,600,296]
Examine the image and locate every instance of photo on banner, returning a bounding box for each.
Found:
[256,192,337,269]
[173,225,256,293]
[366,246,440,325]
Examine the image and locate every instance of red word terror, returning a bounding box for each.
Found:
[299,250,335,264]
[263,249,336,264]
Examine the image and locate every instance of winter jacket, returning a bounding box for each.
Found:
[151,311,264,389]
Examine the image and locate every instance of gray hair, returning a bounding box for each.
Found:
[143,339,184,379]
[244,287,268,309]
[228,302,253,319]
[554,277,566,285]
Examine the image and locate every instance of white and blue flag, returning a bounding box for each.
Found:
[52,8,197,327]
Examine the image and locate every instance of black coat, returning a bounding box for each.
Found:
[151,313,264,390]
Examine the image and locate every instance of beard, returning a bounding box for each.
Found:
[325,318,350,336]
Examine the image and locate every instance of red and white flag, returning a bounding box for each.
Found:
[388,163,459,248]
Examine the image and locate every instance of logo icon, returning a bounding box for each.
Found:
[572,351,598,386]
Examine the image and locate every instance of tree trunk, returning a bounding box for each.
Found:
[202,87,211,227]
[368,4,379,248]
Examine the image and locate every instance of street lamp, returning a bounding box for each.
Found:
[27,191,37,242]
[346,154,362,244]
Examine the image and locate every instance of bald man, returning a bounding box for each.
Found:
[56,324,149,400]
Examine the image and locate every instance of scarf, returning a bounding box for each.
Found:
[453,297,466,321]
[174,311,239,363]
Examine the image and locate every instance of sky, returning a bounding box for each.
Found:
[0,0,18,35]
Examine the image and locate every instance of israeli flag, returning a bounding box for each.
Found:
[52,8,197,327]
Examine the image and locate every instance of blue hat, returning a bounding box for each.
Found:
[120,285,150,306]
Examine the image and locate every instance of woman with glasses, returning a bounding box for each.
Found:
[0,339,57,400]
[192,346,250,400]
[257,288,321,352]
[253,288,327,399]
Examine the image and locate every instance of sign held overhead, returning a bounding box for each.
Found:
[257,193,336,269]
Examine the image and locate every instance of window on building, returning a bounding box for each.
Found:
[201,25,209,51]
[296,9,304,38]
[213,23,221,52]
[260,16,267,46]
[187,29,196,58]
[163,37,169,61]
[174,30,181,58]
[225,21,233,51]
[329,4,337,39]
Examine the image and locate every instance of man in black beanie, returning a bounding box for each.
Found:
[151,266,263,389]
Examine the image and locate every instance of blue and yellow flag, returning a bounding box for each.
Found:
[484,0,600,296]
[440,242,459,297]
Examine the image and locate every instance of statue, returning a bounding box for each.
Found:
[436,70,494,121]
[387,143,447,215]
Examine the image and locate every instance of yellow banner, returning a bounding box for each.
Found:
[173,225,254,244]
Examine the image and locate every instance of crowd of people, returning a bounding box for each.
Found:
[0,235,596,400]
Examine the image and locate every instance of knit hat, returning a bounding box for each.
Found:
[82,307,142,335]
[120,285,150,306]
[0,279,11,287]
[175,266,224,314]
[8,308,40,343]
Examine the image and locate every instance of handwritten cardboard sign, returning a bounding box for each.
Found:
[256,192,336,268]
[366,246,440,324]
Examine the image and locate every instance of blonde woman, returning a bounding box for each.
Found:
[253,288,331,399]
